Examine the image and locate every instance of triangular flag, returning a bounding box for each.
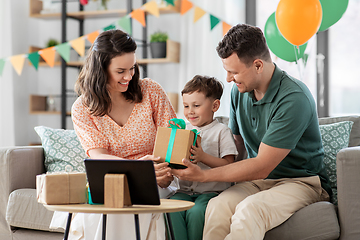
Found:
[144,1,159,17]
[222,21,232,36]
[10,55,25,76]
[70,37,85,57]
[193,6,206,23]
[40,47,56,67]
[27,52,40,70]
[0,59,6,76]
[87,30,100,44]
[103,24,116,31]
[56,43,71,62]
[181,0,193,15]
[164,0,175,6]
[131,9,146,27]
[117,16,132,35]
[210,14,221,30]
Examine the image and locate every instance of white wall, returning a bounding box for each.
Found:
[8,0,244,146]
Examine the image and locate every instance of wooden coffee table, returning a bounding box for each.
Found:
[44,199,194,240]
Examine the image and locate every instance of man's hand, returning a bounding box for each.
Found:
[171,158,207,182]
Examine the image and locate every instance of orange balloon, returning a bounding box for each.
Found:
[276,0,322,46]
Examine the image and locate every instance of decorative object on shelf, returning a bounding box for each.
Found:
[150,31,168,58]
[47,95,56,111]
[40,0,61,14]
[45,38,60,62]
[80,0,109,10]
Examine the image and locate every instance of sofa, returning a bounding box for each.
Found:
[0,115,359,240]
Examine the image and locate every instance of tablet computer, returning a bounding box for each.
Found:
[84,159,160,205]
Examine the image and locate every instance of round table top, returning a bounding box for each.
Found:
[43,199,194,214]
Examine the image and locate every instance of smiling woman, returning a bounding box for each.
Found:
[50,29,177,240]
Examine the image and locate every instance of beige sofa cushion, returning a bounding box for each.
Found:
[6,189,63,233]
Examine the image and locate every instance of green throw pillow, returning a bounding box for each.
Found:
[320,121,353,205]
[34,126,87,173]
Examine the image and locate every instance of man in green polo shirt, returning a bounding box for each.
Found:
[172,23,330,240]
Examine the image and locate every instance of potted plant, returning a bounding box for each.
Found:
[149,31,168,58]
[45,38,60,61]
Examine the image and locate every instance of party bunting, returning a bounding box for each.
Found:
[103,24,116,31]
[27,52,40,70]
[193,6,206,23]
[0,59,5,76]
[70,37,86,57]
[117,17,132,35]
[131,8,146,27]
[10,55,25,76]
[144,1,159,18]
[56,43,71,62]
[0,0,235,77]
[222,21,231,36]
[164,0,175,6]
[39,47,56,67]
[210,14,220,30]
[181,0,193,15]
[86,30,100,44]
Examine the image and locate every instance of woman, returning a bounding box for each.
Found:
[50,29,177,240]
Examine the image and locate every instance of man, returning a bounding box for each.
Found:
[172,24,330,240]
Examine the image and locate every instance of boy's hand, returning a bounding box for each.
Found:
[189,138,204,164]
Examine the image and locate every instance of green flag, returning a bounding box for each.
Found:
[117,17,132,35]
[164,0,175,6]
[210,14,221,30]
[103,24,116,32]
[56,43,71,62]
[0,59,5,76]
[28,52,40,70]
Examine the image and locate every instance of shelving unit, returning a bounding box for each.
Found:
[29,0,181,128]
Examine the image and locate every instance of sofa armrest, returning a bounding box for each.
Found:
[0,146,45,240]
[337,146,360,240]
[0,146,45,193]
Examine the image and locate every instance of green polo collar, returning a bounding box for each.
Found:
[249,63,283,105]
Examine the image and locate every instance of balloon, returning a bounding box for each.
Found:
[318,0,349,32]
[276,0,322,46]
[265,12,307,62]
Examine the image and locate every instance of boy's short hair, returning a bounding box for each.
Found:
[181,75,223,100]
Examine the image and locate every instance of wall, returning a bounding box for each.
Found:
[9,0,244,146]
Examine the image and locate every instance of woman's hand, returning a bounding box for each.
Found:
[189,138,204,164]
[139,155,161,162]
[154,162,173,188]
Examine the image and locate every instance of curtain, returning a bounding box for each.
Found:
[177,0,245,119]
[0,0,15,147]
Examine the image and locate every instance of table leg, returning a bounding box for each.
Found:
[134,214,141,240]
[102,214,107,240]
[64,213,72,240]
[165,213,175,240]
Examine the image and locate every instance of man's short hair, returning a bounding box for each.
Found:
[181,75,223,100]
[216,23,271,66]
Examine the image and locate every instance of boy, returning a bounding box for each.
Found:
[169,75,238,240]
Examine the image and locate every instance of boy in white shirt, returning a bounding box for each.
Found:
[169,75,238,240]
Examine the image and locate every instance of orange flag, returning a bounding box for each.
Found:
[87,31,100,44]
[10,55,25,76]
[131,9,146,27]
[40,47,56,67]
[222,21,232,36]
[181,0,193,15]
[70,37,86,57]
[193,6,206,23]
[144,1,159,17]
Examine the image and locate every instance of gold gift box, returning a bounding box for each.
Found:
[36,172,87,205]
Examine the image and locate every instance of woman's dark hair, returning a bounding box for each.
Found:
[75,29,142,116]
[181,75,223,100]
[216,24,271,66]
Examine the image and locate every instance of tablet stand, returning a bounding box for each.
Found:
[104,174,132,208]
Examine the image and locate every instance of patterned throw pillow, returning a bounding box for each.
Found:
[319,121,353,205]
[34,126,87,173]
